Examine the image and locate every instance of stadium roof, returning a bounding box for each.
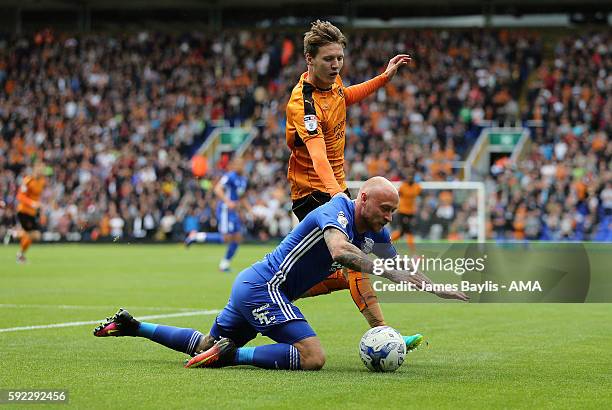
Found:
[1,0,609,30]
[2,0,610,11]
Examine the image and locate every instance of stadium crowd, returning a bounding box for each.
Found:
[490,32,611,240]
[0,28,609,242]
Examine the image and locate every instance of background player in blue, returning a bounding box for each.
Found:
[95,177,468,370]
[185,157,248,272]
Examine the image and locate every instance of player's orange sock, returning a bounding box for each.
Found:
[406,233,416,254]
[300,270,349,298]
[20,233,32,253]
[390,230,401,242]
[348,269,386,327]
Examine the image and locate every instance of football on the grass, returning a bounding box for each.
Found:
[359,326,406,372]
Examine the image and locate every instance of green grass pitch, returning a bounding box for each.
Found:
[1,244,611,409]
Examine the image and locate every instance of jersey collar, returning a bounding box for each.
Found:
[302,72,334,92]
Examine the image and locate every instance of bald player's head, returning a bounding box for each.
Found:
[355,176,399,233]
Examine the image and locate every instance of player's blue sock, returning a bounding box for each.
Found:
[205,232,224,243]
[225,242,239,260]
[137,322,203,356]
[234,344,300,370]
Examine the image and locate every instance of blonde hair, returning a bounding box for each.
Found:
[303,20,347,57]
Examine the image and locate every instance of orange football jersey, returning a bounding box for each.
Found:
[16,176,45,216]
[286,72,348,200]
[398,181,421,215]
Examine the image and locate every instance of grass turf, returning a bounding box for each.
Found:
[1,244,611,409]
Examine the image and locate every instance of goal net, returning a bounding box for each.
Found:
[345,180,486,243]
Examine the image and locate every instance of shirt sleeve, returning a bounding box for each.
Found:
[314,196,352,240]
[290,83,323,144]
[305,138,343,195]
[343,73,389,106]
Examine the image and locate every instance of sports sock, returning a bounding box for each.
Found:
[20,234,32,253]
[225,241,239,260]
[390,230,402,241]
[348,270,386,327]
[137,323,203,356]
[194,232,224,243]
[205,232,224,243]
[406,233,416,253]
[234,344,300,370]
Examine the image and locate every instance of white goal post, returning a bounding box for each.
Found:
[345,180,486,243]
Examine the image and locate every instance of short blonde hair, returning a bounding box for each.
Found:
[303,20,347,57]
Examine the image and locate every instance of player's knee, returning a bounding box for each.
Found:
[300,350,325,370]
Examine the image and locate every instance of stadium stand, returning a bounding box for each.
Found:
[0,28,609,241]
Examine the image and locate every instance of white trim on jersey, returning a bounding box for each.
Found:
[187,331,204,355]
[267,228,324,320]
[219,204,229,234]
[279,228,319,271]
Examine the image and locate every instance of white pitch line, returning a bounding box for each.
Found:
[0,309,220,333]
[0,304,200,312]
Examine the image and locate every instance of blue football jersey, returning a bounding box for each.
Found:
[259,195,397,300]
[219,171,247,201]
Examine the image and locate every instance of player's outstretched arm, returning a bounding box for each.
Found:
[343,54,411,106]
[305,138,344,196]
[323,228,469,302]
[323,227,375,273]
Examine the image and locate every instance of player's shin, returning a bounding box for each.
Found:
[20,233,32,253]
[225,241,239,260]
[234,344,301,370]
[138,323,205,356]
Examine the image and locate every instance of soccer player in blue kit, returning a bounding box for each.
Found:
[185,157,248,272]
[95,177,468,370]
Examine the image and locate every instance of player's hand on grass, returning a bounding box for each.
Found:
[384,54,411,79]
[435,290,470,302]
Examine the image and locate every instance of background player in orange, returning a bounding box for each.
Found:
[286,20,412,330]
[15,161,46,263]
[392,169,422,254]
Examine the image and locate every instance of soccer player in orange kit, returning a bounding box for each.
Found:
[392,170,422,253]
[15,162,46,263]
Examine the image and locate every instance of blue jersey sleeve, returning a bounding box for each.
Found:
[314,195,353,241]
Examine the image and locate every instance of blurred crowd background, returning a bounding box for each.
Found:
[0,27,610,242]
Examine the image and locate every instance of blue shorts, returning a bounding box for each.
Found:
[209,263,316,347]
[216,203,242,235]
